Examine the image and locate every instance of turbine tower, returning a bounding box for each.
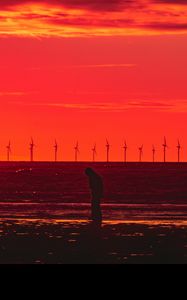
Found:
[162,137,168,163]
[74,141,80,162]
[123,141,128,163]
[54,140,58,162]
[138,145,143,162]
[6,141,11,162]
[152,145,156,163]
[177,140,181,163]
[106,139,110,163]
[92,143,97,162]
[30,138,35,162]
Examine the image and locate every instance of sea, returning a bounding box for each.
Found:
[0,161,187,222]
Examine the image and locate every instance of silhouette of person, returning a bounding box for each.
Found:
[85,168,103,223]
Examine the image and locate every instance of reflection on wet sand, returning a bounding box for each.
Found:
[0,217,187,264]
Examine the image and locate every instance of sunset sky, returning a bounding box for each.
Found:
[0,0,187,162]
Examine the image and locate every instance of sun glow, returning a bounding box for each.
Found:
[1,2,187,37]
[1,1,187,161]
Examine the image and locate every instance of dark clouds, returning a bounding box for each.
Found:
[145,22,187,30]
[0,0,186,12]
[0,0,136,11]
[0,0,187,36]
[154,0,187,3]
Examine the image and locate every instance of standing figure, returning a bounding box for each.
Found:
[30,138,35,162]
[85,168,103,223]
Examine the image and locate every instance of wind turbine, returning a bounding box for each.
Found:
[29,138,35,162]
[92,143,97,162]
[162,137,168,163]
[54,140,58,162]
[123,141,128,163]
[74,141,80,162]
[138,145,143,162]
[177,140,181,163]
[6,141,12,162]
[106,139,110,163]
[152,145,156,163]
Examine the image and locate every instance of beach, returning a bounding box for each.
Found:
[0,162,187,264]
[1,218,187,264]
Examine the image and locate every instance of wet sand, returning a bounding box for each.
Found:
[0,218,187,264]
[0,162,187,264]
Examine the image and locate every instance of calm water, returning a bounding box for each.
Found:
[0,162,187,222]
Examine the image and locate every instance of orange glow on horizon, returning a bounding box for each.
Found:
[0,1,187,162]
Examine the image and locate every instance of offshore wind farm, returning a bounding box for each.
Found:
[1,137,185,163]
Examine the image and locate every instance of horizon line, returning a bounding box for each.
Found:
[0,160,186,164]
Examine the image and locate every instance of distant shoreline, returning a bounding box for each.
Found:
[0,161,187,165]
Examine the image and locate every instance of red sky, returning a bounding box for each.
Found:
[0,0,187,162]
